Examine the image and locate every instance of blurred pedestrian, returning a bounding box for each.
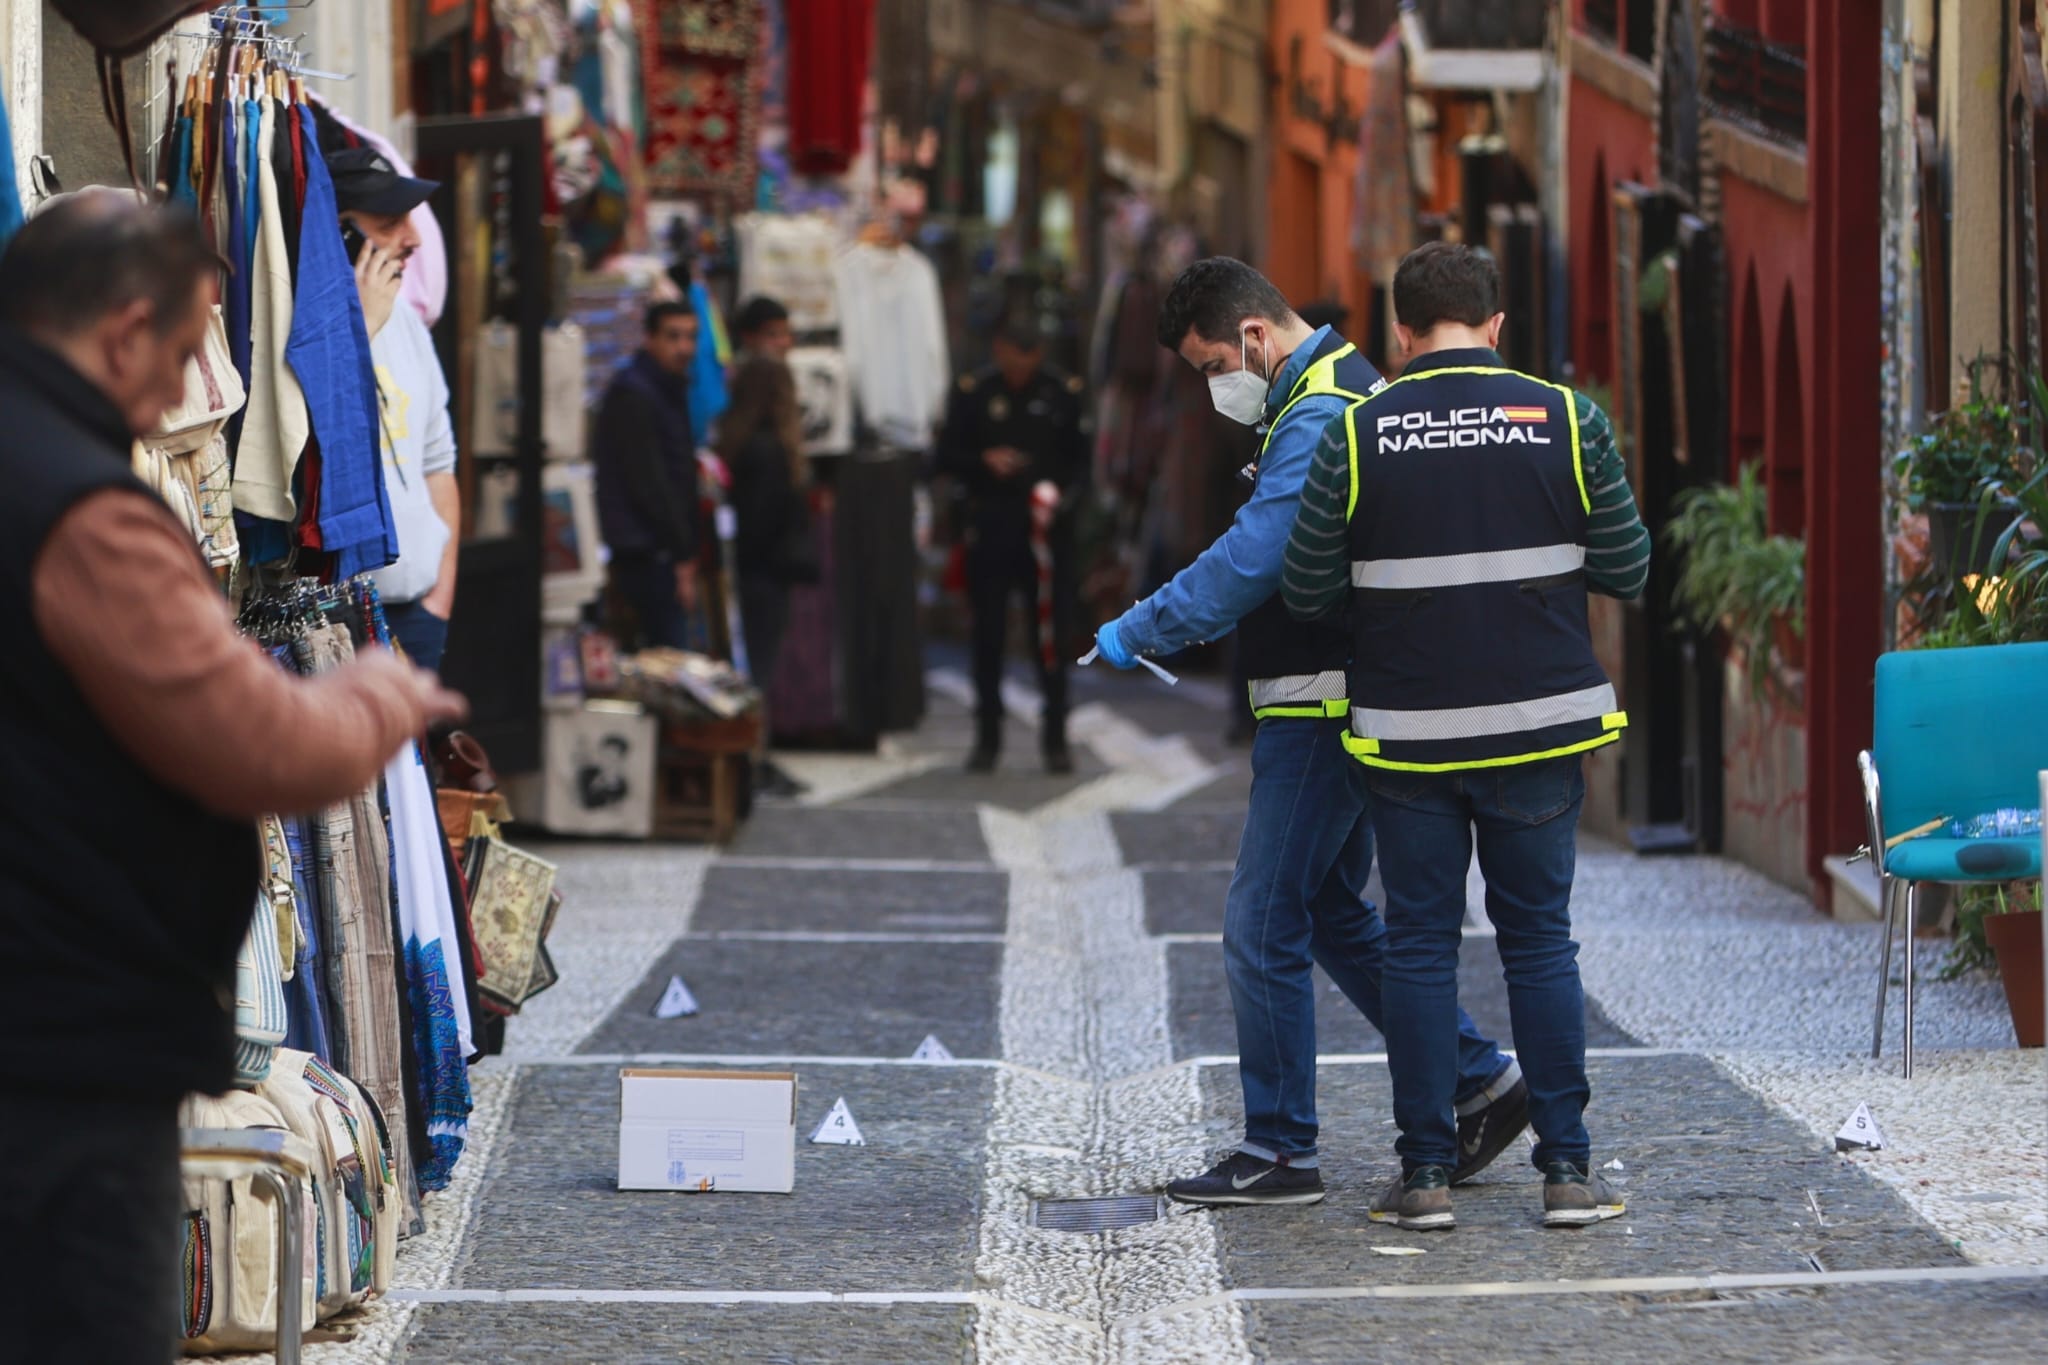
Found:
[718,354,817,797]
[1094,257,1523,1207]
[1283,241,1649,1231]
[732,294,795,361]
[596,301,702,649]
[0,192,464,1364]
[937,316,1089,774]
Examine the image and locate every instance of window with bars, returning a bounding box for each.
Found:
[1704,15,1806,144]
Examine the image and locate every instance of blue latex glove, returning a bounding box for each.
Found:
[1095,620,1139,670]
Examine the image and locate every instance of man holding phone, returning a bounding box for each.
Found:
[328,146,461,672]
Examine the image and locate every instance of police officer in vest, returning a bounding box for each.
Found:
[1283,242,1651,1232]
[937,316,1090,773]
[1093,258,1525,1207]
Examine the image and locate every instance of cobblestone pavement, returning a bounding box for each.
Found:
[272,657,2047,1363]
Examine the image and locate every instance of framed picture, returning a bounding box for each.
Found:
[540,702,658,838]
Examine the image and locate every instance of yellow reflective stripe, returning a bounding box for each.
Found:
[1602,711,1628,730]
[1344,400,1362,522]
[1259,345,1374,460]
[1341,729,1623,772]
[1253,702,1349,720]
[1546,379,1589,514]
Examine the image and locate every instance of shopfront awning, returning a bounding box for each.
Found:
[1396,9,1550,92]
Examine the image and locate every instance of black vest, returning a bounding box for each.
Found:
[0,327,258,1099]
[1241,333,1383,719]
[1340,351,1624,770]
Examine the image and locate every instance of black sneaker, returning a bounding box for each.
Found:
[1542,1160,1626,1227]
[1043,742,1075,775]
[1166,1152,1326,1206]
[964,745,997,774]
[1452,1076,1530,1185]
[1367,1165,1455,1230]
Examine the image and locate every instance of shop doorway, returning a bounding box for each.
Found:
[413,114,549,776]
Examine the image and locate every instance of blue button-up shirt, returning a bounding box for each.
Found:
[1115,326,1360,655]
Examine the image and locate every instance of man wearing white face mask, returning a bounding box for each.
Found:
[1093,258,1522,1208]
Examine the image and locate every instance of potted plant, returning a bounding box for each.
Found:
[1664,463,1806,702]
[1893,358,2033,581]
[1948,882,2045,1048]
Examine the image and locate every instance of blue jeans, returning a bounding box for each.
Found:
[1364,756,1592,1173]
[383,598,449,674]
[1227,718,1513,1165]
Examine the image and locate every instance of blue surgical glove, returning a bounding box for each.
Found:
[1095,620,1138,670]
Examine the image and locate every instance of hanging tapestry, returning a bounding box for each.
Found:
[645,0,760,58]
[635,0,762,202]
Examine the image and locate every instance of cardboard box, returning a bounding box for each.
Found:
[618,1068,798,1193]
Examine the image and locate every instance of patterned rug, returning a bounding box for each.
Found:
[637,0,763,199]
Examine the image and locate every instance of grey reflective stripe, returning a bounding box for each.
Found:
[1350,544,1586,590]
[1349,683,1618,742]
[1249,671,1347,708]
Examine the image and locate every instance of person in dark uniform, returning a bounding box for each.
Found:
[937,317,1089,774]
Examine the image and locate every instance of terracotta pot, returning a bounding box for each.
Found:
[1984,909,2045,1048]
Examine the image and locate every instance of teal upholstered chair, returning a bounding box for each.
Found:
[1862,641,2048,1076]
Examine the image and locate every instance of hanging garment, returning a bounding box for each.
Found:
[834,453,926,739]
[277,799,333,1061]
[0,77,25,249]
[385,740,472,1190]
[301,619,421,1225]
[222,98,253,461]
[170,111,196,207]
[834,242,950,449]
[784,0,874,177]
[735,212,841,332]
[290,104,398,580]
[1353,29,1416,282]
[687,280,728,444]
[236,97,311,525]
[141,302,245,570]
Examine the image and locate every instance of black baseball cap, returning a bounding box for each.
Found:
[326,146,439,218]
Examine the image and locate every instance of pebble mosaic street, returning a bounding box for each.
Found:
[229,658,2046,1364]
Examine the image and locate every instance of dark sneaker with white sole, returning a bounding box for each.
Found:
[1542,1161,1626,1227]
[1166,1152,1326,1206]
[1368,1165,1455,1231]
[1451,1076,1530,1185]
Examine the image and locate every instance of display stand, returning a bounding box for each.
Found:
[654,713,762,843]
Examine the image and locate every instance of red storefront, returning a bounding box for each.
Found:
[1563,0,1879,907]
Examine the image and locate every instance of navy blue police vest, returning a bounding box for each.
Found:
[1241,331,1384,720]
[1337,352,1626,770]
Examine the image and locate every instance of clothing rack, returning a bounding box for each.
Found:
[144,4,352,183]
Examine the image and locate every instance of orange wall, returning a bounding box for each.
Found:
[1265,0,1377,346]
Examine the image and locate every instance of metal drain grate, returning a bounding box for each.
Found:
[1030,1195,1165,1233]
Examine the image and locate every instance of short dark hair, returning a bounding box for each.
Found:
[1391,242,1501,335]
[645,301,696,335]
[0,193,222,338]
[1155,256,1298,351]
[732,295,790,340]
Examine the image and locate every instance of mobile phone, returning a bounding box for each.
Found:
[342,222,367,263]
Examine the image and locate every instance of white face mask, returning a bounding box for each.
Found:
[1207,325,1271,426]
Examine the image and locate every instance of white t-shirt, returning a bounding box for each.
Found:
[368,305,459,605]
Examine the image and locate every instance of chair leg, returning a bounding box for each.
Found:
[1901,882,1919,1079]
[1871,875,1896,1059]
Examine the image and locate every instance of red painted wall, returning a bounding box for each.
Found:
[1565,77,1654,384]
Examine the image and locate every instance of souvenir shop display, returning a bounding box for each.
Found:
[537,699,661,837]
[637,0,764,203]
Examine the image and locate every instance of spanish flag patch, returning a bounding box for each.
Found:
[1500,406,1549,423]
